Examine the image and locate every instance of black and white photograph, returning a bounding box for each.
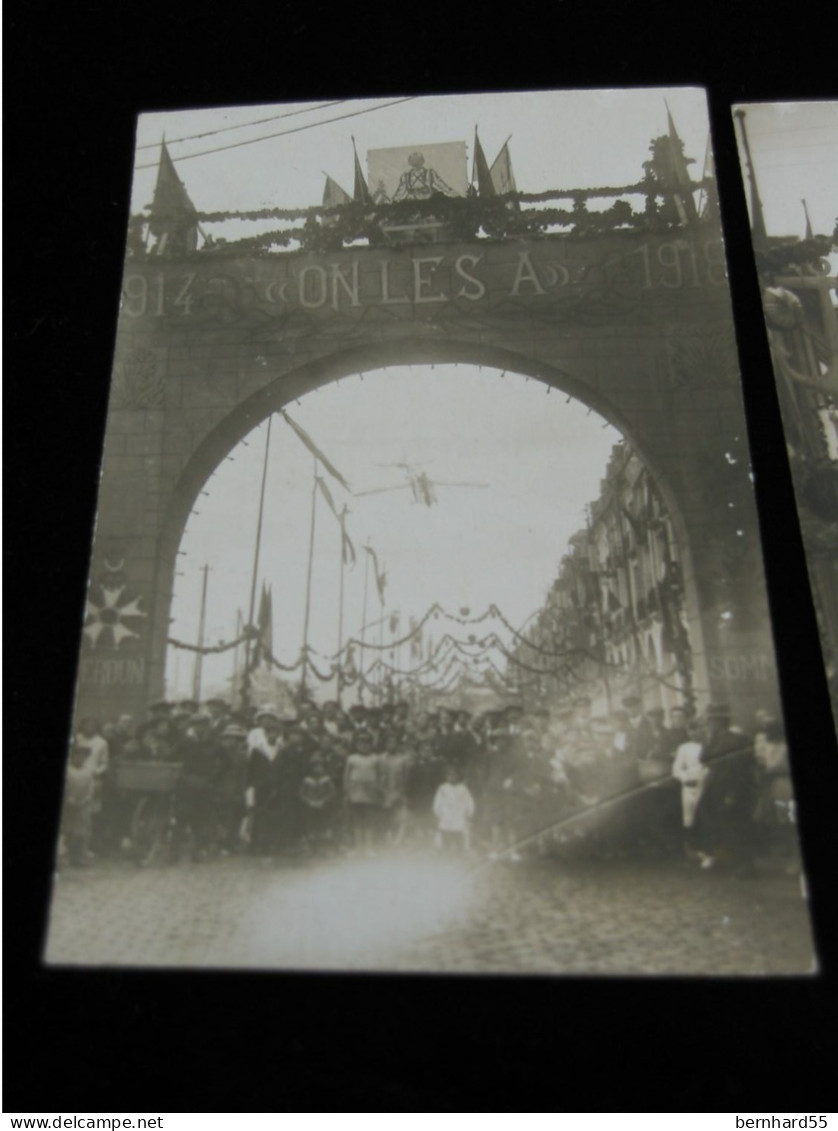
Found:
[38,87,819,977]
[733,101,838,728]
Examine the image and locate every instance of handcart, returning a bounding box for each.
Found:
[114,760,183,866]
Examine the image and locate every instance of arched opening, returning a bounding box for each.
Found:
[156,351,700,718]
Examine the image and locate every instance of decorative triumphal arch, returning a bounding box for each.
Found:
[77,222,781,724]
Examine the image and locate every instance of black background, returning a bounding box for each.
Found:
[5,0,837,1111]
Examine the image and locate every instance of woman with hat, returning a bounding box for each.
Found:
[752,720,797,871]
[172,712,225,861]
[215,724,249,853]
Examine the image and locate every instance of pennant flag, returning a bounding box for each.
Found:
[322,173,351,209]
[280,410,351,491]
[409,616,423,661]
[364,545,387,604]
[316,475,339,518]
[472,129,496,197]
[316,479,357,566]
[341,523,357,568]
[490,138,517,196]
[253,583,274,667]
[664,106,699,224]
[352,136,372,205]
[148,141,199,255]
[389,612,400,636]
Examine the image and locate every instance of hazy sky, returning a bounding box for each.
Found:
[733,101,838,240]
[169,367,621,699]
[132,89,713,700]
[133,88,712,240]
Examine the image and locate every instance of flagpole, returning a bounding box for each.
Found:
[232,608,243,702]
[360,543,370,704]
[337,506,347,707]
[697,133,711,218]
[242,414,273,710]
[389,617,397,706]
[733,108,767,244]
[377,596,385,705]
[300,458,319,700]
[192,563,211,702]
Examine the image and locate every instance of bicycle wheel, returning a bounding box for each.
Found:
[131,795,169,866]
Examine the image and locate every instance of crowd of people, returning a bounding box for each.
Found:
[60,691,799,877]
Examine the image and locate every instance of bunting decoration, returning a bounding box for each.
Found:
[165,593,692,698]
[280,410,351,490]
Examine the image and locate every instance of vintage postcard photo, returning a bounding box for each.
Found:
[732,100,838,729]
[44,88,816,974]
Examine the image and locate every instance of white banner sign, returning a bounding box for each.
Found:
[367,141,467,203]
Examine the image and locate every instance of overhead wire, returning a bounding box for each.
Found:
[134,96,418,171]
[135,100,346,150]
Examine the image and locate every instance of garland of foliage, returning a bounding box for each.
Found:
[167,629,255,654]
[189,181,712,224]
[167,611,691,698]
[135,179,720,258]
[756,235,836,276]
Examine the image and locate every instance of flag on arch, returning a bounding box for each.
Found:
[322,174,351,209]
[352,137,372,205]
[148,141,199,254]
[490,139,517,196]
[472,129,496,197]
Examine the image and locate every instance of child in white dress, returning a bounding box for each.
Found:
[432,766,475,854]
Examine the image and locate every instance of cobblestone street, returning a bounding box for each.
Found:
[43,849,816,975]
